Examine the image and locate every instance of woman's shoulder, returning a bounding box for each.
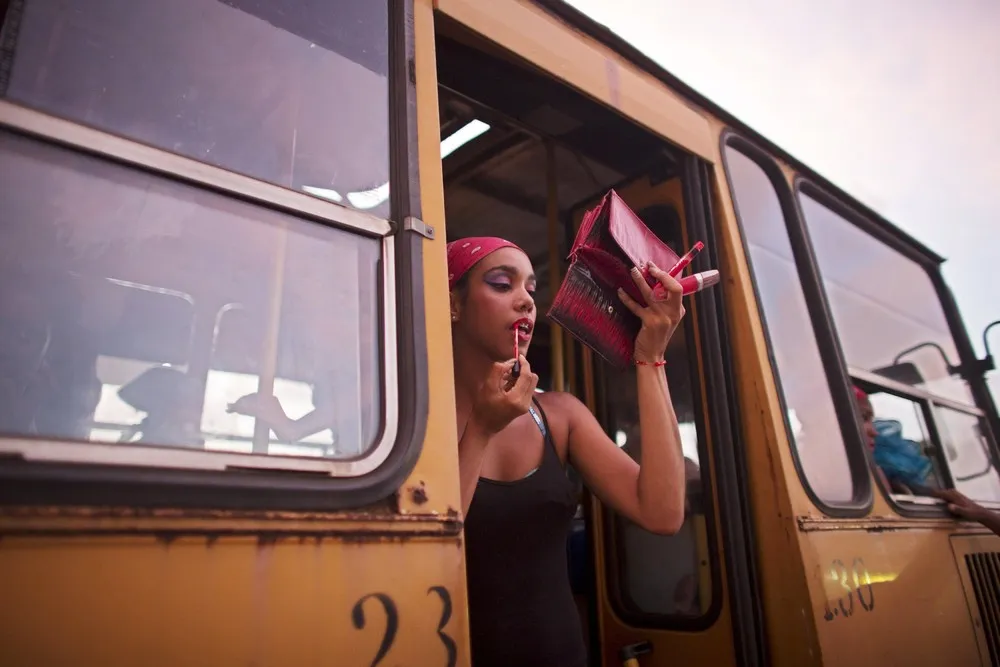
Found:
[532,391,586,452]
[533,390,588,420]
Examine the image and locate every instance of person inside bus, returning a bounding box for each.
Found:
[853,385,936,495]
[117,365,204,448]
[854,386,895,489]
[448,236,688,667]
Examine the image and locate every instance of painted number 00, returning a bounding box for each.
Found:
[822,557,875,621]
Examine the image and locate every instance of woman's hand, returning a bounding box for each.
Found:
[617,262,686,363]
[470,355,538,436]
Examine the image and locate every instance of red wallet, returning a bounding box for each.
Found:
[547,190,681,368]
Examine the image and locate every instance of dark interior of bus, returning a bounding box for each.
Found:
[434,16,715,656]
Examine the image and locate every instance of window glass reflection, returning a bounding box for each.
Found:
[724,147,855,503]
[4,0,390,217]
[799,193,973,405]
[935,406,1000,502]
[0,130,381,459]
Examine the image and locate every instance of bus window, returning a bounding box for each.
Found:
[798,190,1000,500]
[0,129,381,464]
[865,388,948,493]
[4,0,390,217]
[934,406,1000,500]
[723,145,857,506]
[798,191,972,404]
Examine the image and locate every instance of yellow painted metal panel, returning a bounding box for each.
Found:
[0,535,468,667]
[803,527,985,667]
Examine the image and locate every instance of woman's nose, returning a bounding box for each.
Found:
[514,289,534,312]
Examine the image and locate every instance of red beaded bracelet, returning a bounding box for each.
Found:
[635,359,666,367]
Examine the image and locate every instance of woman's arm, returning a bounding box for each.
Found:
[560,262,688,535]
[634,362,686,531]
[554,369,685,535]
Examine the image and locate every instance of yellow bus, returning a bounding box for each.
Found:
[2,0,999,665]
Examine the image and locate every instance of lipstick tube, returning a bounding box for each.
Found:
[678,270,720,295]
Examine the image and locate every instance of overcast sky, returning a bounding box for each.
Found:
[567,0,1000,398]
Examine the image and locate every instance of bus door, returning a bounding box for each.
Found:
[430,4,764,664]
[568,165,764,667]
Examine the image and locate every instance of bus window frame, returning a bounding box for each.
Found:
[0,0,429,511]
[720,132,874,518]
[794,177,1000,504]
[691,157,767,662]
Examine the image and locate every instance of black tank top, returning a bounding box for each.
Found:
[464,399,588,667]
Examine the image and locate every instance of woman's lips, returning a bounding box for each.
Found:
[513,319,533,344]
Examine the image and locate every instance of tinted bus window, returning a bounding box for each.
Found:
[724,146,855,504]
[798,192,972,404]
[934,406,1000,500]
[0,130,382,459]
[798,191,1000,500]
[4,0,390,217]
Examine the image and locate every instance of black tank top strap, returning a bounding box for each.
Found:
[527,399,548,441]
[528,397,563,467]
[530,397,571,472]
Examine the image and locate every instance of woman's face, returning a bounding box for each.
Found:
[452,247,536,362]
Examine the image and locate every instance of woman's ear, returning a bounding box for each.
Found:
[449,290,460,323]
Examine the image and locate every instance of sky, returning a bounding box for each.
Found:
[566,0,1000,399]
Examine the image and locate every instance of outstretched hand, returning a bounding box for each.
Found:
[470,355,539,436]
[617,262,686,363]
[932,488,990,521]
[930,488,1000,536]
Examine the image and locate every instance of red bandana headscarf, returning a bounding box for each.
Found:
[853,385,868,402]
[446,236,524,290]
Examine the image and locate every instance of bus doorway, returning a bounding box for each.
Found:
[434,15,761,667]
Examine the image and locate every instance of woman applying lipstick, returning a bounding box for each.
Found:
[448,236,688,667]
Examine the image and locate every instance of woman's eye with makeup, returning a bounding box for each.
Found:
[486,279,511,292]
